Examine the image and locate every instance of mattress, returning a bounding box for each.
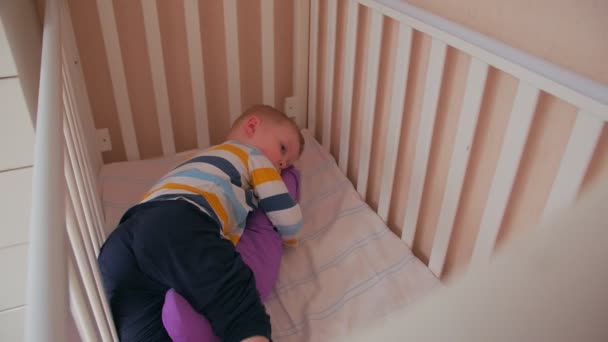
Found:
[99,130,440,341]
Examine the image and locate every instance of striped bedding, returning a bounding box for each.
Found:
[99,129,439,341]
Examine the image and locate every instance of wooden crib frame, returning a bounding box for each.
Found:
[24,0,607,340]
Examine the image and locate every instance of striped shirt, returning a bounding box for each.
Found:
[141,141,303,246]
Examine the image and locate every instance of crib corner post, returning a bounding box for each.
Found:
[24,0,69,340]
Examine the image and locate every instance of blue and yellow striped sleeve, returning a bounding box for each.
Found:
[249,153,303,246]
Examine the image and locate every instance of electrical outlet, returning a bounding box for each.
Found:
[96,128,112,152]
[285,96,296,118]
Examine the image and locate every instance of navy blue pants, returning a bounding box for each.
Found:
[98,200,271,341]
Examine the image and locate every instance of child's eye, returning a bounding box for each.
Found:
[280,144,286,154]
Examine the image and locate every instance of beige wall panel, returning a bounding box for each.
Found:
[0,79,35,170]
[0,168,32,249]
[158,0,197,153]
[3,0,42,120]
[199,1,231,145]
[0,306,24,342]
[386,31,430,238]
[497,96,577,248]
[68,0,126,162]
[367,18,399,210]
[0,244,27,311]
[402,0,608,85]
[113,0,162,160]
[275,0,294,114]
[0,23,18,78]
[238,0,263,113]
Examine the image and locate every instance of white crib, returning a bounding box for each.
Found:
[21,0,607,340]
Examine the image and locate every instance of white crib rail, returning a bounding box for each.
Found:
[364,0,608,114]
[24,0,67,340]
[309,0,608,278]
[25,0,118,340]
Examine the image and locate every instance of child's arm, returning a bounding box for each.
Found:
[249,156,303,247]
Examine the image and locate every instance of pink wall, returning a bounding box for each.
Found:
[67,0,295,163]
[402,0,608,85]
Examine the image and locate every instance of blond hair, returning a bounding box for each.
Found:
[232,104,305,156]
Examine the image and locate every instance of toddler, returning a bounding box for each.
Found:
[98,105,304,342]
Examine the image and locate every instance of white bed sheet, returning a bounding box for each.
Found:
[99,130,439,341]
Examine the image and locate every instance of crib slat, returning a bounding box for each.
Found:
[428,58,489,277]
[65,168,106,338]
[223,0,243,123]
[356,10,384,198]
[68,257,102,342]
[472,82,539,265]
[261,0,276,107]
[322,0,338,150]
[63,150,94,252]
[65,161,117,341]
[61,45,106,242]
[66,199,117,341]
[542,112,603,221]
[63,80,105,245]
[64,163,107,335]
[307,0,320,136]
[61,52,105,242]
[96,0,140,160]
[141,0,176,156]
[70,120,105,245]
[64,119,101,254]
[61,0,103,171]
[62,90,94,246]
[183,0,211,149]
[66,229,108,342]
[338,0,359,174]
[293,0,310,128]
[401,38,447,247]
[377,23,413,221]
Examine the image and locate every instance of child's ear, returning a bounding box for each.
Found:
[245,115,260,136]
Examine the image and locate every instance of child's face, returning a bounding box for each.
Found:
[246,117,300,171]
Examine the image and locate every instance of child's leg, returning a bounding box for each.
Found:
[99,204,172,341]
[162,220,282,342]
[131,200,271,342]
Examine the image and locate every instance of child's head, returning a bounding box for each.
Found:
[228,105,304,170]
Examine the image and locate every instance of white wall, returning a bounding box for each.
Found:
[0,12,36,342]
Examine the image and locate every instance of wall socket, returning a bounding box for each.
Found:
[96,128,112,152]
[284,96,296,118]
